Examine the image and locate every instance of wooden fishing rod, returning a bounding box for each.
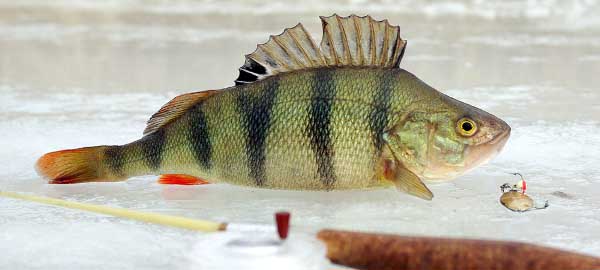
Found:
[2,191,599,270]
[319,230,600,270]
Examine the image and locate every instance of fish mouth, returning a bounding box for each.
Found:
[488,126,511,146]
[463,127,511,169]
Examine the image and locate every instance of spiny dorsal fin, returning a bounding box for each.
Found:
[235,14,407,85]
[143,90,218,135]
[235,23,325,85]
[320,15,405,67]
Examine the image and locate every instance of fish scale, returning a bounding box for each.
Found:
[182,68,394,189]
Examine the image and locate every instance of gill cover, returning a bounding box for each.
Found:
[380,129,434,200]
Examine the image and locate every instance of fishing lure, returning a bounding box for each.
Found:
[500,173,548,212]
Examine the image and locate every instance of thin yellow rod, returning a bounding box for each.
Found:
[0,191,226,232]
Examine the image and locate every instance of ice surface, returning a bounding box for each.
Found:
[1,1,600,269]
[187,232,328,270]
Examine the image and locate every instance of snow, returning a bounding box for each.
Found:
[1,1,600,269]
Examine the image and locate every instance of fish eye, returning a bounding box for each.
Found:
[457,118,477,136]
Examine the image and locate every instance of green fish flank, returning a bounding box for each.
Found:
[160,68,417,190]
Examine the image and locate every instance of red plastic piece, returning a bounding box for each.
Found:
[275,212,291,240]
[521,180,527,194]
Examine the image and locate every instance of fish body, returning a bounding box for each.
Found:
[36,15,511,200]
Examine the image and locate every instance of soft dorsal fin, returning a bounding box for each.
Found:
[143,90,218,135]
[235,14,407,85]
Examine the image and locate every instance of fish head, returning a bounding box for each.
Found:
[386,94,511,181]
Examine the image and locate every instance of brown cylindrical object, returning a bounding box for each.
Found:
[317,229,600,270]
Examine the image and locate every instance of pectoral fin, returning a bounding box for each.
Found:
[377,148,433,200]
[389,161,433,200]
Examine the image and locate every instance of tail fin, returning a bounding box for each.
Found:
[36,146,116,184]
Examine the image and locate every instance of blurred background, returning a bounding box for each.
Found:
[1,1,600,269]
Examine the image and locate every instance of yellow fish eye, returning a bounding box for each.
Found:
[457,118,477,136]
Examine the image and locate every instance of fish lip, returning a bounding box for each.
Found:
[488,126,511,145]
[462,126,510,168]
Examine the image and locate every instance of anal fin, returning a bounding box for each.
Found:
[158,174,210,185]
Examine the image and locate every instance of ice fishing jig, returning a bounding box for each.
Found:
[500,172,548,212]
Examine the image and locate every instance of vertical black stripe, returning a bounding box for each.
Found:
[308,69,337,188]
[370,71,393,155]
[104,145,125,177]
[188,101,212,169]
[237,78,279,186]
[142,129,166,171]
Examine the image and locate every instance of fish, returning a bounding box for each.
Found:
[36,14,511,200]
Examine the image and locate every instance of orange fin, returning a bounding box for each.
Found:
[144,90,219,135]
[36,146,110,184]
[158,174,210,185]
